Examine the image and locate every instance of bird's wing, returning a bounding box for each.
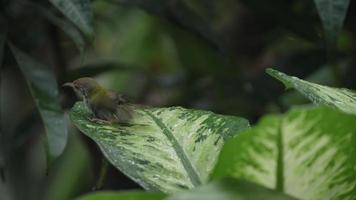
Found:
[108,91,129,104]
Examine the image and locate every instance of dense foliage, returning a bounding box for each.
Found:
[1,0,356,199]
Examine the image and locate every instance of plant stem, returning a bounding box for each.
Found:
[326,39,340,86]
[93,157,109,190]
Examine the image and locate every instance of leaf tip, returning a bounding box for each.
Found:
[266,67,293,89]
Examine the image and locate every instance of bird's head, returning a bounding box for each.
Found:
[63,77,101,99]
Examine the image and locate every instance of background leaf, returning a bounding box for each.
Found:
[314,0,350,50]
[167,178,297,200]
[0,24,6,173]
[44,134,92,200]
[0,30,5,66]
[9,44,67,158]
[50,0,94,38]
[76,191,165,200]
[267,68,356,115]
[70,102,249,193]
[212,106,356,199]
[110,0,221,52]
[32,3,86,54]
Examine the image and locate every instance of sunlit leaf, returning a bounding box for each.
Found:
[212,106,356,199]
[9,44,67,158]
[50,0,94,38]
[168,178,296,200]
[70,102,249,193]
[314,0,350,49]
[267,68,356,115]
[76,191,165,200]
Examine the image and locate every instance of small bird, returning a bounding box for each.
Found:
[63,77,132,123]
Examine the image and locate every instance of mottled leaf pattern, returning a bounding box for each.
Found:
[314,0,350,48]
[50,0,93,37]
[70,102,249,193]
[212,106,356,199]
[9,44,67,157]
[267,68,356,115]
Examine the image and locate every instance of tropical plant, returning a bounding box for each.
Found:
[0,0,355,200]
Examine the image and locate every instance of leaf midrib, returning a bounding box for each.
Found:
[145,111,202,187]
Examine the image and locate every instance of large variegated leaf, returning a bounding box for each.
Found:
[50,0,93,37]
[267,68,356,115]
[314,0,350,49]
[70,102,249,193]
[9,44,67,158]
[212,106,356,199]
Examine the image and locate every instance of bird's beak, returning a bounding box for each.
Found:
[62,82,74,88]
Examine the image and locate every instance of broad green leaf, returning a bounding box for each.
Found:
[267,68,356,115]
[70,102,249,193]
[212,106,356,199]
[314,0,350,50]
[168,178,296,200]
[76,191,165,200]
[9,44,67,158]
[50,0,94,38]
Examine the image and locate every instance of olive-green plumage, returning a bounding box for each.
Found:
[64,77,131,122]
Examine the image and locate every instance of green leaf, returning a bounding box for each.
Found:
[50,0,94,38]
[112,0,221,52]
[44,134,91,200]
[33,3,86,54]
[168,178,297,200]
[76,191,166,200]
[266,68,356,115]
[9,44,67,158]
[314,0,350,49]
[69,102,249,193]
[212,106,356,199]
